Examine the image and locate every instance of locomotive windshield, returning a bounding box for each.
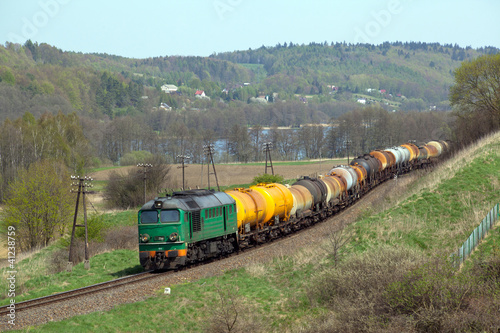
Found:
[160,210,180,223]
[140,210,158,224]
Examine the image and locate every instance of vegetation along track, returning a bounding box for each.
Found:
[0,271,158,315]
[0,173,408,330]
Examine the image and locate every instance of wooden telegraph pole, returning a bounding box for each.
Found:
[204,144,220,191]
[263,142,274,175]
[68,176,94,271]
[177,155,190,190]
[137,163,153,203]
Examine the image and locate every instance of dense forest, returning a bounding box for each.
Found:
[0,40,498,201]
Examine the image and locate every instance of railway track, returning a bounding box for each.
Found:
[0,174,417,330]
[0,270,160,317]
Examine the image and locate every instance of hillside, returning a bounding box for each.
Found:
[1,41,498,125]
[213,42,499,105]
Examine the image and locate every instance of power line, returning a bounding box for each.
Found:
[68,175,94,271]
[263,142,274,175]
[137,163,153,204]
[176,155,190,190]
[204,144,220,191]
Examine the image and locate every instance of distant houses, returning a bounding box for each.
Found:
[161,84,178,93]
[195,90,205,97]
[195,90,210,100]
[159,102,171,111]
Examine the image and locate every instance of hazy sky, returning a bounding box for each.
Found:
[1,0,498,58]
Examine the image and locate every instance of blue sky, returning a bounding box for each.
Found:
[1,0,498,58]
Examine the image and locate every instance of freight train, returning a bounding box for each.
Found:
[138,140,450,270]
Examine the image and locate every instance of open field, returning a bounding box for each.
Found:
[90,159,345,190]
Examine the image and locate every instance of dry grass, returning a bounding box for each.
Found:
[0,247,52,295]
[245,263,268,279]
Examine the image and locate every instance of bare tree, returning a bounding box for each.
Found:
[206,284,265,333]
[323,221,353,266]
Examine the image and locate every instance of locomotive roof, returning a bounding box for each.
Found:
[140,189,235,211]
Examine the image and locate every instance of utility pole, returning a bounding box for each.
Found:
[204,144,220,191]
[263,142,274,175]
[68,176,94,271]
[137,163,153,203]
[176,155,190,190]
[346,139,352,165]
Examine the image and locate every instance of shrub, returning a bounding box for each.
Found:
[385,257,472,316]
[251,173,284,185]
[55,225,138,271]
[104,154,171,209]
[308,245,422,306]
[119,150,153,166]
[306,245,423,331]
[75,214,107,242]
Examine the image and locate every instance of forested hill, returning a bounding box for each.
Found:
[0,41,253,122]
[0,40,498,124]
[212,42,498,104]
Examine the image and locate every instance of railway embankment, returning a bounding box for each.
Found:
[2,131,500,332]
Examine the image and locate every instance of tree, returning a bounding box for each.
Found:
[450,53,500,143]
[104,154,172,209]
[228,124,251,162]
[2,160,73,251]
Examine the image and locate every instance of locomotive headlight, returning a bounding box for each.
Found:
[140,234,150,243]
[169,232,178,242]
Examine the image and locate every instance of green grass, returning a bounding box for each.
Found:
[348,137,500,255]
[0,210,139,306]
[14,262,322,332]
[1,249,142,306]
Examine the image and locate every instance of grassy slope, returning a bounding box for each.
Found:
[8,132,500,332]
[351,132,500,255]
[0,211,139,306]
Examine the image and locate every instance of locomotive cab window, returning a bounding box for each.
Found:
[160,210,180,223]
[140,210,158,224]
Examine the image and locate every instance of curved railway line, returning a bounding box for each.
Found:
[0,173,410,330]
[0,271,157,316]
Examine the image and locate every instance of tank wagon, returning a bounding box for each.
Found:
[138,141,450,270]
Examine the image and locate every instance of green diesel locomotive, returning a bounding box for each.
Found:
[138,189,238,270]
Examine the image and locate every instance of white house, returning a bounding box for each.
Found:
[161,84,178,93]
[195,90,206,98]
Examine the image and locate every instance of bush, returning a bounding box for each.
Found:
[104,154,171,209]
[55,225,138,271]
[306,245,423,332]
[75,214,107,242]
[119,150,153,166]
[251,173,284,185]
[385,257,472,316]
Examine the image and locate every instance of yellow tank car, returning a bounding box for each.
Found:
[250,183,293,224]
[225,188,268,232]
